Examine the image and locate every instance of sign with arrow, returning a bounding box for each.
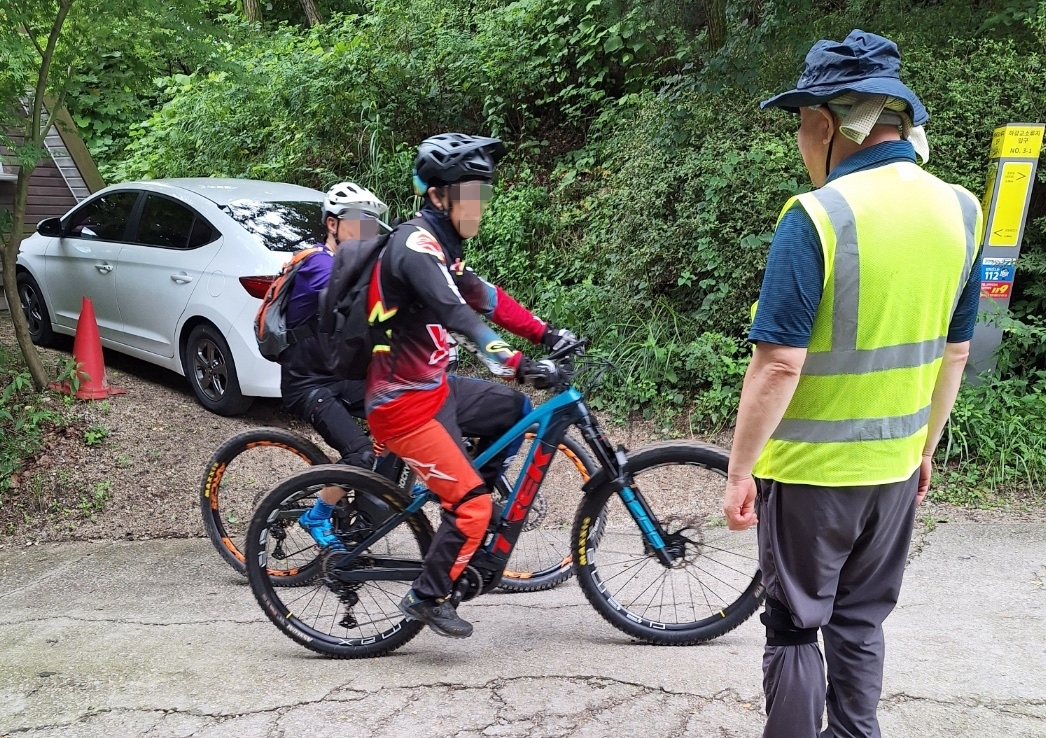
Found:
[987,161,1035,247]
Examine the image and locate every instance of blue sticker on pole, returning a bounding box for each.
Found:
[982,257,1017,284]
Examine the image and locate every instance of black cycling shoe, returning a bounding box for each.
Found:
[398,589,474,639]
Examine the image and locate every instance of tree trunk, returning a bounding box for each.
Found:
[705,0,727,52]
[2,166,49,389]
[244,0,262,22]
[5,0,74,389]
[299,0,323,26]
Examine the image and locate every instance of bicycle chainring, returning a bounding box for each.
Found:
[449,565,484,605]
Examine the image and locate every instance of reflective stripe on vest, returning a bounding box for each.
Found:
[753,163,981,486]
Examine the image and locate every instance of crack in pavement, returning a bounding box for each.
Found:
[881,691,1046,713]
[3,683,372,736]
[0,615,266,627]
[7,678,1044,736]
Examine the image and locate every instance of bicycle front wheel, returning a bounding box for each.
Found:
[200,427,330,583]
[245,465,433,659]
[572,441,763,645]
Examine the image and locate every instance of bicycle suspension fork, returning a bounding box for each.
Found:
[574,405,676,568]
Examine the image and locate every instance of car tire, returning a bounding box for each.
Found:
[183,323,253,416]
[15,271,56,347]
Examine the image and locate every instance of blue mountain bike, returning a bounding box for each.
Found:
[244,343,763,658]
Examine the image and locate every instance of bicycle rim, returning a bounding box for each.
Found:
[573,441,763,645]
[246,465,432,659]
[199,427,329,583]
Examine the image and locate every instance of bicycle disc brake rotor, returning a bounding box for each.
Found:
[646,515,705,567]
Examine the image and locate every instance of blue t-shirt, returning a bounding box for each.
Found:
[749,140,982,347]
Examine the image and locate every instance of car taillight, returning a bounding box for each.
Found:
[239,275,276,299]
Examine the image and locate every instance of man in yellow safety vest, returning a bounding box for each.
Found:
[723,29,982,738]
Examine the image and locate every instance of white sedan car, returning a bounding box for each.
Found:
[15,178,327,415]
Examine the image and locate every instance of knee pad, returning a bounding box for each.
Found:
[306,387,371,461]
[303,386,337,417]
[451,488,493,541]
[761,596,819,647]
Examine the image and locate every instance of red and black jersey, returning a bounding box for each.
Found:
[364,213,546,441]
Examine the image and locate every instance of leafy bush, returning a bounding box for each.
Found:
[937,370,1046,503]
[108,0,1046,472]
[0,346,78,488]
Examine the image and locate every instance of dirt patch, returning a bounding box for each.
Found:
[1,309,1040,548]
[0,312,326,544]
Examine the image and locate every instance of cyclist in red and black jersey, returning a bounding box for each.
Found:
[368,133,575,638]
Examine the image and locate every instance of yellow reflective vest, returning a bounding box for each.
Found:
[753,162,982,486]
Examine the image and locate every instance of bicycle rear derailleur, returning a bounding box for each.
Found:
[320,549,363,629]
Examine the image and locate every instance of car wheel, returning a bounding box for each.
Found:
[183,323,253,416]
[15,271,56,347]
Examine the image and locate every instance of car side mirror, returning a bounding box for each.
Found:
[36,217,62,237]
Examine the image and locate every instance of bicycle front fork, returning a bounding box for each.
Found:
[575,414,676,568]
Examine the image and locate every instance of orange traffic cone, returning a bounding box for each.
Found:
[50,296,126,400]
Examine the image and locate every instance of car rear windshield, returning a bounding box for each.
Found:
[223,199,325,252]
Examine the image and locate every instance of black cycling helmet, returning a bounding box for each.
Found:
[412,133,507,193]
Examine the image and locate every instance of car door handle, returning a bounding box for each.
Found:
[171,274,194,284]
[95,263,113,274]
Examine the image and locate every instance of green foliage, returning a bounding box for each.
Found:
[78,480,112,517]
[83,424,110,447]
[935,370,1046,503]
[0,345,75,487]
[567,89,803,338]
[67,0,1046,499]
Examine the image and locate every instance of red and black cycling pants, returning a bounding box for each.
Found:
[380,377,525,600]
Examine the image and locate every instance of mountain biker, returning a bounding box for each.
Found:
[283,182,388,547]
[366,133,576,639]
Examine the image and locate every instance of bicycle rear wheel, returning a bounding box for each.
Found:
[572,441,763,645]
[496,432,596,592]
[245,465,433,659]
[200,427,330,584]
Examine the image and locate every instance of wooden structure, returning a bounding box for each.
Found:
[1,104,104,311]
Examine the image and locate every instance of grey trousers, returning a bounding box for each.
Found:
[756,471,918,738]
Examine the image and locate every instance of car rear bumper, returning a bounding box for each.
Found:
[226,302,282,398]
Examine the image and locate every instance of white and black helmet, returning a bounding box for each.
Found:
[321,182,388,223]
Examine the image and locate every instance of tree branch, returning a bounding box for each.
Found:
[43,64,75,140]
[30,0,75,147]
[21,22,45,58]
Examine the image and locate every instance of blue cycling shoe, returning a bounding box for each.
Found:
[298,505,344,550]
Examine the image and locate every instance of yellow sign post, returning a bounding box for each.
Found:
[969,122,1045,376]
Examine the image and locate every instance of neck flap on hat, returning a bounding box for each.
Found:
[819,92,930,163]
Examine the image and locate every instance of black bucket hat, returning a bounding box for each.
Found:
[760,29,928,126]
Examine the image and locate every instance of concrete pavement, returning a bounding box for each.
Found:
[1,523,1044,737]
